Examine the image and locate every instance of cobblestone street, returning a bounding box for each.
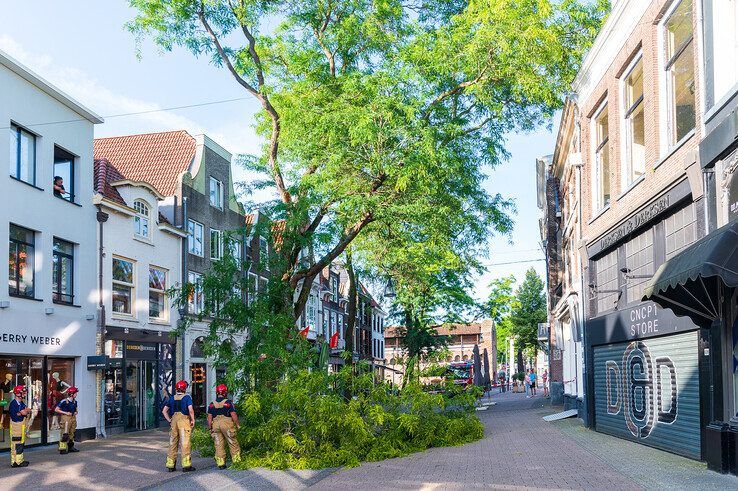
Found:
[4,390,738,490]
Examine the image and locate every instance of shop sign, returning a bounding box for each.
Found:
[87,355,108,370]
[537,323,549,340]
[126,342,158,360]
[587,301,698,347]
[0,332,63,346]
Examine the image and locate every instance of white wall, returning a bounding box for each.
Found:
[0,58,99,432]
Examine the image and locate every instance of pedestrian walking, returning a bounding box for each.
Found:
[530,370,537,396]
[163,380,196,473]
[498,367,507,393]
[543,369,549,397]
[55,386,79,454]
[524,371,531,397]
[9,385,30,468]
[207,384,241,469]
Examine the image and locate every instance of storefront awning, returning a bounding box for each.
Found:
[643,220,738,324]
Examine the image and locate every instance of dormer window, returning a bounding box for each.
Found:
[133,200,150,238]
[209,177,224,210]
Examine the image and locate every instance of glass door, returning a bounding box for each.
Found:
[190,363,207,416]
[104,366,124,428]
[18,358,43,444]
[47,359,75,443]
[0,358,16,450]
[125,361,140,431]
[140,360,156,430]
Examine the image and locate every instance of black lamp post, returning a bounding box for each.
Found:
[384,278,396,299]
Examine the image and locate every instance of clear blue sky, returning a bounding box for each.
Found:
[4,1,551,303]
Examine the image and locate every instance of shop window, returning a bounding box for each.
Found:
[9,224,35,298]
[625,229,654,304]
[664,203,697,259]
[210,229,222,260]
[209,177,223,210]
[53,146,75,202]
[623,56,645,186]
[149,266,168,321]
[594,249,619,315]
[593,102,610,210]
[134,200,150,238]
[112,257,135,315]
[663,0,695,146]
[9,123,36,185]
[52,238,74,304]
[187,219,204,257]
[187,271,204,314]
[47,359,75,444]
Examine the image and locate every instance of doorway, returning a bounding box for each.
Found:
[125,360,157,431]
[190,363,207,416]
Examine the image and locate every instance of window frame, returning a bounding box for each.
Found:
[9,123,36,186]
[209,177,224,210]
[210,228,223,260]
[621,54,646,188]
[9,224,35,298]
[592,100,611,211]
[662,0,696,149]
[187,219,204,257]
[133,200,151,239]
[187,271,204,315]
[53,146,76,203]
[112,256,136,316]
[148,265,168,321]
[52,237,74,305]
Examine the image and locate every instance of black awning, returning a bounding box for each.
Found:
[643,220,738,324]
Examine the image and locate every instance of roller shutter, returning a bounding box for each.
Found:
[593,331,701,459]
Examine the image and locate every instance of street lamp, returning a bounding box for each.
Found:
[384,277,396,299]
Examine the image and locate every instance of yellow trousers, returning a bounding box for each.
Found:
[59,414,77,451]
[212,416,241,466]
[10,420,25,465]
[166,412,192,469]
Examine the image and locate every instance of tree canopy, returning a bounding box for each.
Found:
[128,0,608,324]
[509,268,547,360]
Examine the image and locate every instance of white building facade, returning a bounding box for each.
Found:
[0,48,102,448]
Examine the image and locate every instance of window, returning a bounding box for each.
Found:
[330,311,337,336]
[9,124,35,185]
[323,311,329,337]
[53,147,75,202]
[625,229,654,304]
[259,235,269,270]
[210,229,222,260]
[594,103,610,209]
[149,266,168,320]
[259,277,268,295]
[307,294,318,329]
[595,249,619,315]
[330,276,338,301]
[112,257,135,315]
[664,203,697,259]
[229,238,242,268]
[48,359,75,443]
[706,0,738,107]
[247,272,258,306]
[209,177,224,209]
[52,238,74,304]
[187,219,204,256]
[188,271,204,314]
[9,224,35,298]
[134,200,150,238]
[623,57,645,186]
[664,0,695,146]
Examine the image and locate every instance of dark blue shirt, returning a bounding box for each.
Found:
[167,394,193,415]
[9,399,26,423]
[57,398,78,414]
[207,397,236,417]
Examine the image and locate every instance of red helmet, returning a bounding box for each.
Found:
[216,384,228,396]
[175,380,189,392]
[13,385,26,396]
[67,386,79,395]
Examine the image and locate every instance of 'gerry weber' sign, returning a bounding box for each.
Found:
[587,301,698,346]
[0,332,62,345]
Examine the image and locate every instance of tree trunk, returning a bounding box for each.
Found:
[345,248,357,356]
[516,348,524,374]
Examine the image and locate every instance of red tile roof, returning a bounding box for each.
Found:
[385,323,484,339]
[93,130,196,197]
[94,158,126,206]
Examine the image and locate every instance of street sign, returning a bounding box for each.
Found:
[537,323,550,340]
[87,355,108,370]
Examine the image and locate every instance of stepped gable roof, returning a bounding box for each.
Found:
[94,130,196,197]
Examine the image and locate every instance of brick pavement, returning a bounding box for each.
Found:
[3,391,738,490]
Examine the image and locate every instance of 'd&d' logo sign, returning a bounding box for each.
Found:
[604,341,678,439]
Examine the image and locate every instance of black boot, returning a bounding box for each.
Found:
[68,444,79,453]
[60,449,68,455]
[218,465,227,470]
[182,466,196,472]
[167,467,176,473]
[11,461,29,468]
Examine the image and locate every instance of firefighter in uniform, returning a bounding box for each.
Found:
[207,384,241,469]
[9,385,30,468]
[163,380,196,472]
[55,386,79,454]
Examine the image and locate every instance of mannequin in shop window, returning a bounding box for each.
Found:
[0,374,13,428]
[48,372,70,430]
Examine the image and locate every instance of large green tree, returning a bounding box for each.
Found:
[509,268,546,372]
[128,0,607,330]
[486,275,516,365]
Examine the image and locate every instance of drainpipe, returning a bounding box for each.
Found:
[180,197,189,382]
[96,206,109,439]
